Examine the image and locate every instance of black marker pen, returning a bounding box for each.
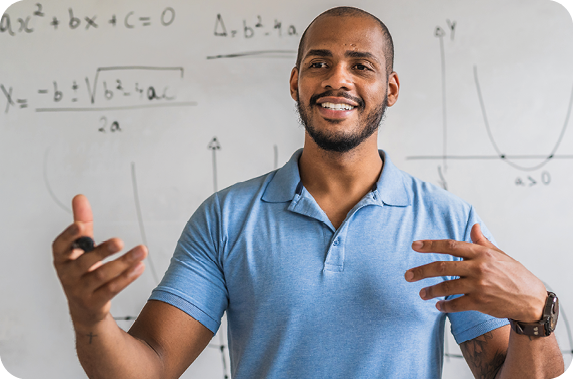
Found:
[72,236,95,253]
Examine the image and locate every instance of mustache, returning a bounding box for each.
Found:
[309,90,365,108]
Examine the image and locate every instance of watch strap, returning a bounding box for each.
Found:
[509,318,548,337]
[508,291,558,337]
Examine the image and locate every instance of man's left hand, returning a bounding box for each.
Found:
[405,224,547,322]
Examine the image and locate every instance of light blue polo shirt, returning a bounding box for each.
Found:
[149,149,508,378]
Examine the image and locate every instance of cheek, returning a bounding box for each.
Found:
[364,85,388,103]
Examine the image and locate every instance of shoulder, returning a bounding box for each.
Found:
[400,170,472,215]
[395,169,479,241]
[188,170,279,229]
[216,170,277,209]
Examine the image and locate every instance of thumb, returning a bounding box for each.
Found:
[72,194,94,237]
[470,223,495,248]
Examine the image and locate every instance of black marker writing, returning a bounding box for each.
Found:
[213,14,297,40]
[1,4,176,37]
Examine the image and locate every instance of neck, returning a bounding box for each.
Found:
[298,133,382,228]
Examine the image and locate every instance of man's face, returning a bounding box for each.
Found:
[290,15,399,153]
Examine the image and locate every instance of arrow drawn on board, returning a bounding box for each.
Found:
[208,137,221,192]
[206,136,230,378]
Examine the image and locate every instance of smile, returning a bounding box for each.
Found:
[320,102,355,111]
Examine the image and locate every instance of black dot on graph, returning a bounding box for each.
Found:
[500,154,506,159]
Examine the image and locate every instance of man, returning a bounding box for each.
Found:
[52,7,564,379]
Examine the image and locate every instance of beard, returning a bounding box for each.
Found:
[296,90,388,153]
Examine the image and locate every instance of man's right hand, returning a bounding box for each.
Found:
[52,194,148,329]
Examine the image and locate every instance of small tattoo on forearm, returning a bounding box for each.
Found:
[87,332,98,344]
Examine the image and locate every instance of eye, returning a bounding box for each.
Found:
[354,63,369,71]
[309,61,327,69]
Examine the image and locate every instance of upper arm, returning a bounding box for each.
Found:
[128,300,214,379]
[460,324,510,379]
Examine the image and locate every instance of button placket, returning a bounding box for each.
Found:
[324,227,347,272]
[322,195,381,273]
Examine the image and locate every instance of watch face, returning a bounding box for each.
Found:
[550,298,559,331]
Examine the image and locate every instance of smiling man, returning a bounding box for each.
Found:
[52,7,564,379]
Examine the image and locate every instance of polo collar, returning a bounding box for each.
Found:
[261,149,303,203]
[374,151,412,207]
[261,148,411,207]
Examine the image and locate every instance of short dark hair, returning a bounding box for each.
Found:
[295,7,394,76]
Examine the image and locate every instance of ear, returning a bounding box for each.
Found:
[289,67,299,101]
[386,71,400,107]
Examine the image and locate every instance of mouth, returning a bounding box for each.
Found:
[319,102,356,111]
[313,95,361,120]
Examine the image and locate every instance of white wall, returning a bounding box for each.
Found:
[0,0,571,377]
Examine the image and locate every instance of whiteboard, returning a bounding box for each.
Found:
[0,0,572,378]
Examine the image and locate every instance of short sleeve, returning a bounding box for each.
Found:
[148,193,228,334]
[447,206,509,344]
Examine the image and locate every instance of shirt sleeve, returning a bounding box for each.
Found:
[148,193,228,334]
[447,206,509,344]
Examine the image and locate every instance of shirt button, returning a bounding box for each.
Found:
[372,193,378,200]
[333,238,340,246]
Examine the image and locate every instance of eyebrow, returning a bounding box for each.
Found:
[344,50,381,64]
[305,49,333,58]
[304,49,381,64]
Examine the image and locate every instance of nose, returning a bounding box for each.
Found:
[321,63,353,91]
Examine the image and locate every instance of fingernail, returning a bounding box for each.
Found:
[405,271,414,281]
[420,288,426,299]
[436,302,443,312]
[412,241,423,249]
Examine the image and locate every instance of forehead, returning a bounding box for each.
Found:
[302,15,386,63]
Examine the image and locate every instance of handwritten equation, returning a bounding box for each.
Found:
[0,3,175,36]
[0,66,198,114]
[206,14,299,60]
[213,14,298,40]
[1,66,197,133]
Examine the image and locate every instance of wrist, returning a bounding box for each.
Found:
[509,292,559,337]
[69,307,111,333]
[516,286,548,322]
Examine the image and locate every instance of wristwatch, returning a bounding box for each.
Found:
[509,292,559,337]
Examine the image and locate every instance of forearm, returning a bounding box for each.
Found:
[497,330,563,379]
[74,313,164,379]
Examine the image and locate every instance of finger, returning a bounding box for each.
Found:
[91,261,146,307]
[72,194,94,237]
[412,239,479,259]
[469,224,508,258]
[405,260,470,282]
[73,238,124,274]
[53,223,87,263]
[82,245,147,292]
[419,278,471,300]
[470,224,493,247]
[436,294,476,313]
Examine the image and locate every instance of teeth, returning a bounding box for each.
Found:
[321,102,354,111]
